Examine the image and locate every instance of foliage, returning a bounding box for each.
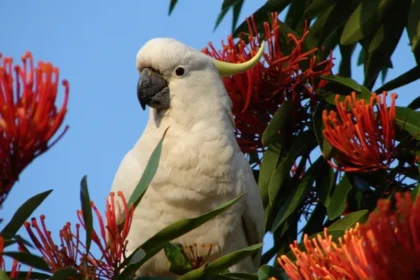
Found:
[1,1,420,279]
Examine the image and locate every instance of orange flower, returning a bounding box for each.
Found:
[0,52,69,205]
[279,225,369,280]
[323,91,397,172]
[182,243,214,269]
[279,192,420,280]
[202,13,334,153]
[0,236,33,279]
[24,191,133,279]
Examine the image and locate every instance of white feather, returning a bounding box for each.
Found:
[111,38,264,277]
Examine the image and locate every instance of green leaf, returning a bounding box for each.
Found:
[1,190,52,237]
[178,244,263,279]
[128,128,169,209]
[204,244,262,275]
[214,0,244,32]
[164,243,193,275]
[407,0,420,64]
[320,75,361,92]
[168,0,178,15]
[316,165,335,207]
[2,252,50,272]
[340,0,394,45]
[408,96,420,110]
[0,270,9,280]
[327,174,353,220]
[49,268,80,279]
[79,175,93,255]
[219,272,258,280]
[362,2,408,89]
[339,43,356,77]
[258,147,280,207]
[258,264,287,280]
[395,107,420,140]
[262,100,293,147]
[120,194,245,278]
[285,0,306,30]
[313,103,334,160]
[411,183,420,200]
[233,0,291,38]
[328,210,369,231]
[267,157,291,207]
[7,272,50,279]
[375,66,420,93]
[303,0,334,19]
[271,173,312,232]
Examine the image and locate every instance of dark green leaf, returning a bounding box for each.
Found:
[262,100,293,146]
[340,0,394,45]
[7,272,50,279]
[179,244,263,279]
[267,157,291,207]
[407,0,420,64]
[49,268,80,279]
[214,0,244,32]
[285,0,306,30]
[271,174,312,232]
[258,147,280,207]
[313,103,334,160]
[328,210,369,231]
[304,0,334,19]
[408,95,420,110]
[121,194,245,278]
[164,243,193,275]
[339,43,356,77]
[375,66,420,92]
[327,174,352,220]
[362,2,408,89]
[220,272,258,280]
[258,264,288,280]
[233,0,291,38]
[320,75,361,92]
[2,252,49,272]
[232,0,245,33]
[395,107,420,140]
[128,128,169,209]
[0,270,9,280]
[204,244,263,275]
[411,183,420,200]
[1,190,52,237]
[168,0,178,15]
[316,165,335,207]
[79,175,93,255]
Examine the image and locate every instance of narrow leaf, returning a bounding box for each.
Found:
[168,0,178,15]
[128,128,169,209]
[395,107,420,140]
[80,175,93,255]
[327,174,352,220]
[164,243,193,275]
[262,100,292,146]
[1,190,52,237]
[375,66,420,92]
[407,0,420,64]
[49,268,80,279]
[2,252,50,271]
[328,210,369,231]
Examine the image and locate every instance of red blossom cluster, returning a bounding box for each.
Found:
[0,52,69,205]
[278,191,420,280]
[203,13,334,153]
[24,191,133,279]
[323,92,398,172]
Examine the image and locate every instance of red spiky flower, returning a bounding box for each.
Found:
[24,191,133,279]
[202,13,334,153]
[0,52,69,205]
[323,91,398,172]
[278,191,420,280]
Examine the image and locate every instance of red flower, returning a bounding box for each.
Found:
[278,191,420,280]
[24,191,133,279]
[202,13,334,153]
[0,52,69,205]
[323,91,397,172]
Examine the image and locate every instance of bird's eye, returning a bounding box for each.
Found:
[175,67,185,76]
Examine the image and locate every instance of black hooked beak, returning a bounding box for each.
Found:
[137,68,170,110]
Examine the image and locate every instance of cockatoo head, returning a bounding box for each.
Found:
[135,38,264,113]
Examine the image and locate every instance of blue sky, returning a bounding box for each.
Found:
[1,0,418,266]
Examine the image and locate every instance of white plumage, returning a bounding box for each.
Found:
[111,38,264,277]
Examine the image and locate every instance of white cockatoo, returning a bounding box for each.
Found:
[111,38,265,277]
